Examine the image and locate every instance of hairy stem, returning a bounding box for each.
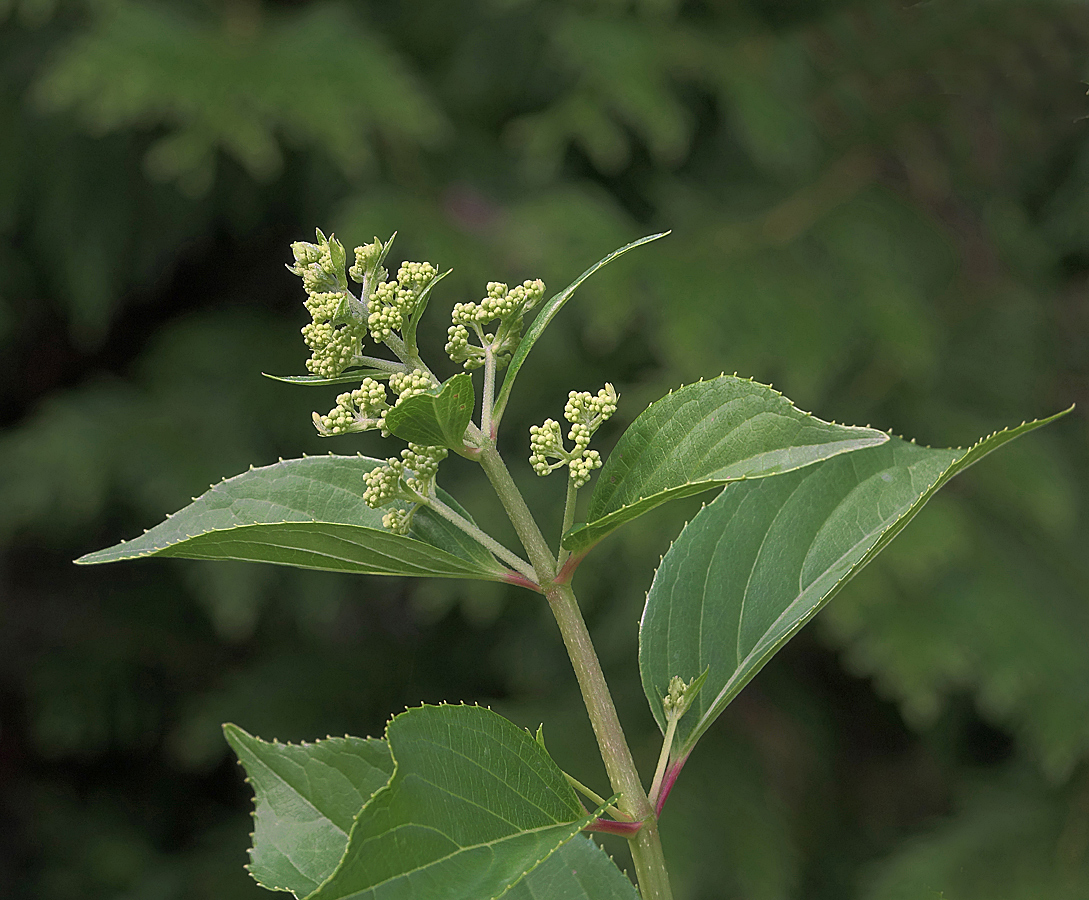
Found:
[647,716,678,808]
[426,494,536,582]
[477,442,672,898]
[352,354,405,374]
[384,332,435,380]
[477,443,556,581]
[545,582,672,899]
[557,475,578,565]
[482,347,497,439]
[562,771,630,822]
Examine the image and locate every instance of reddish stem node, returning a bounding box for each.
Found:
[503,571,542,593]
[654,752,690,818]
[584,817,643,837]
[555,551,586,584]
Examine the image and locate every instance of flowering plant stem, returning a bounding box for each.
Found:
[80,230,1065,900]
[477,439,673,899]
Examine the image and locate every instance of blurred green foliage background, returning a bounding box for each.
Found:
[2,1,1088,897]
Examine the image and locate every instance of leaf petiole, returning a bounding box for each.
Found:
[562,771,633,822]
[426,493,537,583]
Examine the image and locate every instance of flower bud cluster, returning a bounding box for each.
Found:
[312,368,437,439]
[368,261,438,341]
[662,673,703,723]
[362,443,449,534]
[446,279,546,370]
[290,230,367,379]
[388,368,434,403]
[528,383,618,488]
[312,378,391,437]
[349,238,387,285]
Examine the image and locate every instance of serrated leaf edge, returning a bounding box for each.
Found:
[564,374,890,553]
[306,702,594,900]
[661,408,1073,756]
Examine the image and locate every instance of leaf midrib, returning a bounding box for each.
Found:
[685,459,960,750]
[170,523,490,575]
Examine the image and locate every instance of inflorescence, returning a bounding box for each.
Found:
[362,444,449,534]
[290,229,608,534]
[312,368,434,438]
[290,230,440,380]
[529,384,618,488]
[446,279,545,371]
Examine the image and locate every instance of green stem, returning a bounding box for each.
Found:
[545,583,672,900]
[384,332,435,380]
[482,347,497,439]
[477,443,556,581]
[557,475,578,565]
[426,495,536,582]
[351,354,405,374]
[647,716,678,807]
[562,771,631,822]
[477,443,672,899]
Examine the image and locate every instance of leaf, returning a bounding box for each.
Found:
[492,232,669,424]
[563,375,890,554]
[639,409,1072,759]
[262,370,392,386]
[223,725,394,898]
[310,704,593,900]
[506,836,641,900]
[401,268,451,354]
[384,372,475,450]
[75,455,508,580]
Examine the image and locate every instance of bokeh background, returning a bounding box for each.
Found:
[2,1,1088,897]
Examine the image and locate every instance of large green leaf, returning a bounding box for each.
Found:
[491,232,669,424]
[310,704,593,900]
[563,375,890,554]
[384,372,475,450]
[507,836,640,900]
[640,410,1071,759]
[75,455,507,580]
[224,725,394,898]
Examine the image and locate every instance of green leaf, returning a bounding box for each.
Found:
[401,268,450,354]
[223,725,394,898]
[492,232,669,424]
[75,455,508,580]
[310,704,592,900]
[384,372,475,450]
[506,836,640,900]
[262,370,392,386]
[639,409,1072,759]
[563,375,890,554]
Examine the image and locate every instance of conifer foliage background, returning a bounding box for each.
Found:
[2,1,1088,897]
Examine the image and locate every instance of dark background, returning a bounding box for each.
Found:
[2,1,1088,897]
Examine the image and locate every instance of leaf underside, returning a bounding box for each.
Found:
[224,726,394,898]
[76,455,507,580]
[384,371,475,449]
[308,704,592,900]
[639,409,1072,759]
[563,375,890,554]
